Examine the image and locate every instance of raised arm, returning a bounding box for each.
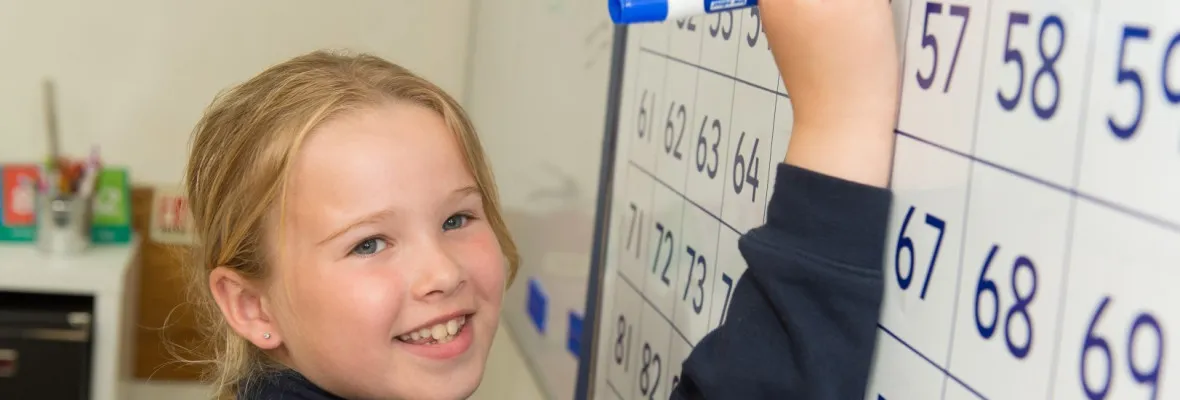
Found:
[672,1,900,399]
[767,0,900,188]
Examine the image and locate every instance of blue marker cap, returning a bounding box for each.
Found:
[608,0,669,24]
[609,0,757,24]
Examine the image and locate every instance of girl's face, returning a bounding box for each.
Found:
[266,101,506,399]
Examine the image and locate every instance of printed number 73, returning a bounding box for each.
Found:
[895,205,947,299]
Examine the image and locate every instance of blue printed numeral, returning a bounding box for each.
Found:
[682,245,708,315]
[916,2,972,93]
[1080,296,1165,400]
[895,205,946,299]
[1108,25,1180,140]
[653,222,674,286]
[973,244,1038,359]
[996,12,1065,120]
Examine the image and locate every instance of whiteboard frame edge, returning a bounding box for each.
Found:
[572,22,630,400]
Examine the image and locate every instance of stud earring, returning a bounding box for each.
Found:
[262,332,272,340]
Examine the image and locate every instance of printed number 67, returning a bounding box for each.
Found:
[895,205,947,299]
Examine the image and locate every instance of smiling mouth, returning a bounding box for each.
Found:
[397,314,469,345]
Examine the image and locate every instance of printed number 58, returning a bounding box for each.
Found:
[995,12,1066,121]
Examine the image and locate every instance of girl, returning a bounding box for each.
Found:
[179,0,899,399]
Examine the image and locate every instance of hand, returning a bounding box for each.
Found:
[759,0,900,188]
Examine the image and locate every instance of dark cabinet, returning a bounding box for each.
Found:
[0,291,94,400]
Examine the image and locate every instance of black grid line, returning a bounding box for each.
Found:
[938,0,995,393]
[1045,0,1105,395]
[640,47,787,99]
[894,130,1180,234]
[631,160,742,235]
[878,324,988,400]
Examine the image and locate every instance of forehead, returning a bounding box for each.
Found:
[284,101,475,214]
[299,102,468,177]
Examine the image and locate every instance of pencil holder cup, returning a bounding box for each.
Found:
[35,193,93,255]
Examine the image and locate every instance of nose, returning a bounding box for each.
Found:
[409,235,465,300]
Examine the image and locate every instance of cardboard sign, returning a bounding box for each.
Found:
[149,186,193,245]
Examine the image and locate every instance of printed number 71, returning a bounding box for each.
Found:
[895,205,946,299]
[916,2,971,92]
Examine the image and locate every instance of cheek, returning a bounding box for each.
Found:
[455,225,507,299]
[286,261,407,339]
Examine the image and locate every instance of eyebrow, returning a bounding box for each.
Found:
[315,185,482,246]
[452,185,480,200]
[317,209,397,246]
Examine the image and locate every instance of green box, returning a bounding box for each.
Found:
[89,167,133,244]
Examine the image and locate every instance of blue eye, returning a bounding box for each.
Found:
[351,237,387,256]
[443,214,469,231]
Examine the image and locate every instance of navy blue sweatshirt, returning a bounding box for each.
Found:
[671,163,890,399]
[240,163,892,399]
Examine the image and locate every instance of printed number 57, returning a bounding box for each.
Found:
[916,2,972,92]
[895,205,947,299]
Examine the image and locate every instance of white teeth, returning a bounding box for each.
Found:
[399,315,469,344]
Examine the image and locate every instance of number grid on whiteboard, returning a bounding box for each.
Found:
[588,1,1180,399]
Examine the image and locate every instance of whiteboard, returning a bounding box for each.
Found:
[581,0,1180,399]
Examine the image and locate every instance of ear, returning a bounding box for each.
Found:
[209,266,282,350]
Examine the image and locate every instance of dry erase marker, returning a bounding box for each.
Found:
[608,0,756,24]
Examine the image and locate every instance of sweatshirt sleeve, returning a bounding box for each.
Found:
[670,162,892,400]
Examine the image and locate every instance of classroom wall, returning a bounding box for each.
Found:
[0,0,474,187]
[0,0,585,396]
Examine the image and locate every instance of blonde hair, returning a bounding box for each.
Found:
[179,50,519,399]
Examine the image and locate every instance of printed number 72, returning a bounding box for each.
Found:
[916,2,972,92]
[895,205,947,299]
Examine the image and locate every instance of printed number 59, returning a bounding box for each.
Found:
[1106,25,1180,141]
[895,205,947,299]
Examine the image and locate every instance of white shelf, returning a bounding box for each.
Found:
[0,239,139,296]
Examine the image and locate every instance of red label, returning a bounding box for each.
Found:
[156,194,190,234]
[2,166,39,226]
